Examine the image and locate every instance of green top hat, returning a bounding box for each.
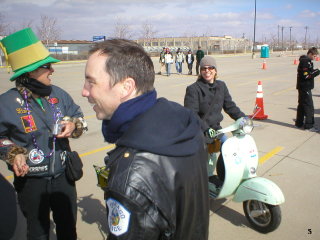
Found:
[0,28,60,81]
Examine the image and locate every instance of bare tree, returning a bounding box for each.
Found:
[0,12,11,36]
[140,21,157,46]
[112,17,132,39]
[20,19,34,30]
[37,15,61,46]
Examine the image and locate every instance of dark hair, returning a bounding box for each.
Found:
[307,47,318,55]
[89,39,155,94]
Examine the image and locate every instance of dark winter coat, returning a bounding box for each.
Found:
[296,55,320,90]
[184,78,245,131]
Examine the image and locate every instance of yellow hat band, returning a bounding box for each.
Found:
[8,41,50,71]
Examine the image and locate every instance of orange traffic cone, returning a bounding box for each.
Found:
[262,60,267,70]
[249,81,268,120]
[293,58,299,65]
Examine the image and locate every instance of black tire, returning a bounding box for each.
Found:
[243,200,281,233]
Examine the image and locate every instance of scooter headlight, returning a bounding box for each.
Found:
[240,117,254,134]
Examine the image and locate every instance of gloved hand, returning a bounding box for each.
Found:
[204,128,215,143]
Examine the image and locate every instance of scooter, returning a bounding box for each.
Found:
[206,117,285,233]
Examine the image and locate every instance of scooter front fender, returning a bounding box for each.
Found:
[233,177,285,205]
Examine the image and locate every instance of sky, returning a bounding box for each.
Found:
[1,0,320,43]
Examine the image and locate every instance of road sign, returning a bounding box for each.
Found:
[93,36,106,42]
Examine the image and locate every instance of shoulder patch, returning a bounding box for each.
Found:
[48,98,59,104]
[106,198,131,236]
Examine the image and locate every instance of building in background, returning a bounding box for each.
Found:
[136,35,251,56]
[47,40,93,60]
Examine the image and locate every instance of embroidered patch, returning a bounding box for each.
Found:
[28,149,44,164]
[0,139,14,147]
[16,108,29,114]
[16,98,24,106]
[106,198,131,236]
[28,164,48,173]
[48,98,59,104]
[21,115,37,133]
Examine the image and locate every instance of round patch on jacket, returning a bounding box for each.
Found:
[28,149,44,164]
[106,198,131,236]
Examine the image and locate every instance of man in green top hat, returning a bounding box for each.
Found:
[0,28,88,240]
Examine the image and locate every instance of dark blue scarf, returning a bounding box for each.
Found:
[102,90,157,143]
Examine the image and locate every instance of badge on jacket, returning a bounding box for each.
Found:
[21,115,37,133]
[106,198,131,236]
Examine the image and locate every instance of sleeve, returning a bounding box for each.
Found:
[299,59,320,81]
[222,82,246,120]
[60,89,88,138]
[0,98,27,164]
[184,85,209,130]
[105,190,167,240]
[61,90,84,118]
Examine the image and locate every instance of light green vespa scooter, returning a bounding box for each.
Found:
[207,117,285,233]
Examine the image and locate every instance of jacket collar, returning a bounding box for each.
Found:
[196,78,217,90]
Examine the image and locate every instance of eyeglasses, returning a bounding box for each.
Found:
[39,63,52,70]
[200,66,215,71]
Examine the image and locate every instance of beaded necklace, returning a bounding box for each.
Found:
[23,90,58,158]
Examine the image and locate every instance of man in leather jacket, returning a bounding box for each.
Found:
[295,47,320,132]
[82,39,209,240]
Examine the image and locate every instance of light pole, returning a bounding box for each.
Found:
[252,0,257,59]
[289,26,293,54]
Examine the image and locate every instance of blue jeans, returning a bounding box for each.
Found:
[176,62,183,73]
[165,63,171,76]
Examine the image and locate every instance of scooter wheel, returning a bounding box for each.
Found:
[243,200,281,233]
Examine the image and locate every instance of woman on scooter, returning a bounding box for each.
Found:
[184,56,246,180]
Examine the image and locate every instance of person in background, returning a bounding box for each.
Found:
[175,48,185,75]
[0,28,87,240]
[186,49,195,75]
[295,47,320,132]
[164,48,174,77]
[82,39,209,240]
[196,46,205,75]
[158,47,166,75]
[184,55,245,181]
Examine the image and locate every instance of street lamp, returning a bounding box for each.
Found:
[252,0,257,59]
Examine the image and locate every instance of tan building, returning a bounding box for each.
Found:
[137,35,251,54]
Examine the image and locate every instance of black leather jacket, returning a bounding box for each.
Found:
[103,98,209,240]
[296,55,320,90]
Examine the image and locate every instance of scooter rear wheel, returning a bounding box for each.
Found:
[243,200,281,233]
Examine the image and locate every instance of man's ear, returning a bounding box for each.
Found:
[120,78,136,100]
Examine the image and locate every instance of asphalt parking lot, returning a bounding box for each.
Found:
[1,50,320,240]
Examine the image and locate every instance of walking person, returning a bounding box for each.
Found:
[186,49,194,75]
[0,28,88,240]
[82,38,209,240]
[164,48,174,76]
[295,47,320,132]
[196,46,205,75]
[175,48,184,74]
[158,47,166,75]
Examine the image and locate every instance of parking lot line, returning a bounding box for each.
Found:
[259,146,284,165]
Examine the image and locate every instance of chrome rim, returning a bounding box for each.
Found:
[246,200,271,227]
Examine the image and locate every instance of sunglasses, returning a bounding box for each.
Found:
[39,63,52,70]
[200,66,215,71]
